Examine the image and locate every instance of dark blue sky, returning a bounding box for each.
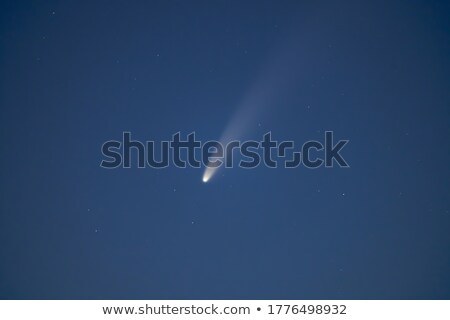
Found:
[1,0,449,299]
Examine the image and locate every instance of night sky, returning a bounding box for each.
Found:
[1,0,450,299]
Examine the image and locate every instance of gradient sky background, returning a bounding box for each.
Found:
[1,0,449,299]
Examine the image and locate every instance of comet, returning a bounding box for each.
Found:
[202,29,306,183]
[202,170,212,183]
[201,96,260,183]
[201,84,279,183]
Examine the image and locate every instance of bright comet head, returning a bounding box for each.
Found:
[202,167,215,183]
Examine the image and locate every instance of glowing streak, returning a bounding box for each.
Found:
[202,34,304,183]
[201,93,267,183]
[202,169,213,183]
